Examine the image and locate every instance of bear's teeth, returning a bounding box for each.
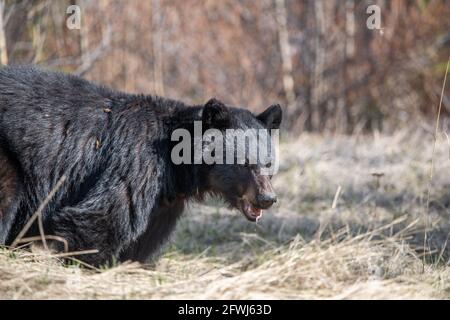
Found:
[252,207,262,216]
[256,211,263,223]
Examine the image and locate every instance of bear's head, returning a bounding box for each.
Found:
[198,98,282,222]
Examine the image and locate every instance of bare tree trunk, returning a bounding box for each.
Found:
[336,0,356,133]
[32,16,46,64]
[345,0,355,58]
[274,0,296,119]
[151,0,164,96]
[312,0,326,130]
[0,0,8,65]
[80,0,90,68]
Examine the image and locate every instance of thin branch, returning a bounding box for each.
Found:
[11,175,67,248]
[424,56,450,265]
[14,235,69,253]
[0,0,8,65]
[75,25,112,76]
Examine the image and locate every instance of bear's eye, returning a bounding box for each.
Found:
[243,159,257,169]
[243,160,259,171]
[264,162,272,168]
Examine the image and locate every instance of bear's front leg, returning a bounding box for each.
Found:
[0,147,23,245]
[48,205,134,266]
[119,199,185,263]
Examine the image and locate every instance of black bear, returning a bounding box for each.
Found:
[0,65,282,265]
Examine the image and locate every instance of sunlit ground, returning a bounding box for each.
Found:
[2,128,450,299]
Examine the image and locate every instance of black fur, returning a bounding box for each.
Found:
[0,65,281,266]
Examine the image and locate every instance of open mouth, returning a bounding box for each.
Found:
[237,198,263,222]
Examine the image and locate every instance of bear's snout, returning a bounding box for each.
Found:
[256,193,277,209]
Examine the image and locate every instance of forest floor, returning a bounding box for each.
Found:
[2,127,450,299]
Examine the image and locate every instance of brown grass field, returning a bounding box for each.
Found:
[1,127,450,299]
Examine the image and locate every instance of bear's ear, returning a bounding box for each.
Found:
[257,104,282,129]
[202,98,230,129]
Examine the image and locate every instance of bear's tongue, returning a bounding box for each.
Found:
[252,206,262,216]
[253,207,263,223]
[243,201,262,221]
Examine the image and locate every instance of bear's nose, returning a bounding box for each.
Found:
[256,193,277,209]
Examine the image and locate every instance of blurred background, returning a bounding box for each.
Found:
[2,1,450,299]
[0,0,449,134]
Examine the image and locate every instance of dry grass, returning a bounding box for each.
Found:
[2,230,449,300]
[1,127,450,299]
